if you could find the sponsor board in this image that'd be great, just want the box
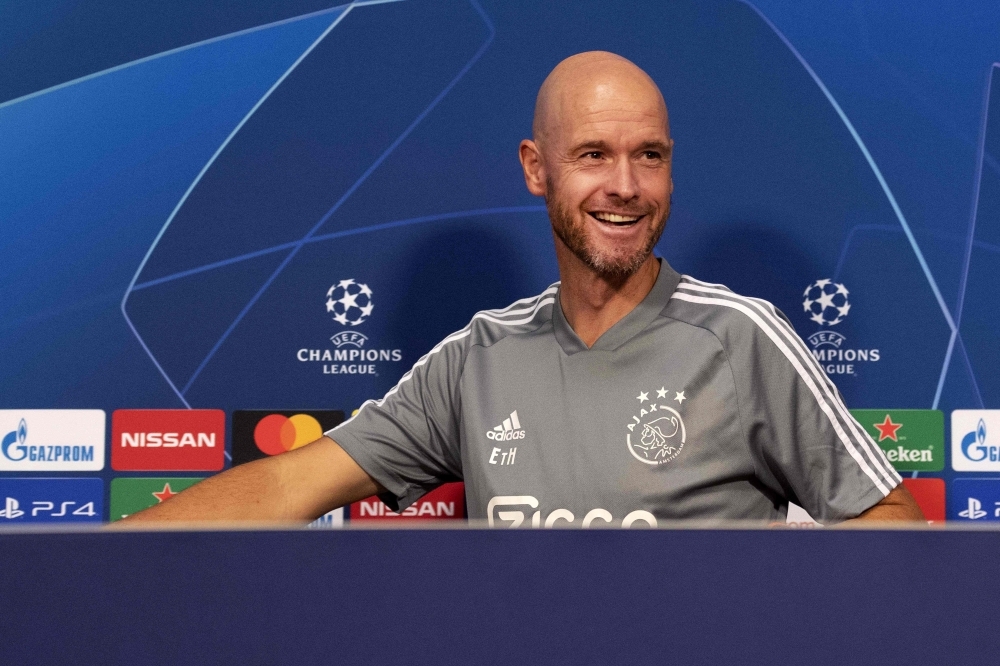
[901,478,945,522]
[231,410,345,465]
[0,410,105,471]
[948,478,1000,522]
[0,478,103,523]
[350,482,465,521]
[109,477,203,521]
[784,502,820,527]
[111,409,225,471]
[951,410,1000,472]
[850,409,943,471]
[307,508,345,529]
[296,279,404,377]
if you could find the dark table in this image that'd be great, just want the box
[2,526,997,664]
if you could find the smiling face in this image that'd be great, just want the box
[521,53,673,279]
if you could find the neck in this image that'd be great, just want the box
[555,240,660,348]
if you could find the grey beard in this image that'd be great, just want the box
[547,197,668,280]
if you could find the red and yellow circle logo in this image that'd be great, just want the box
[253,414,324,456]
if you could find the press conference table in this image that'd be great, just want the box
[2,526,998,665]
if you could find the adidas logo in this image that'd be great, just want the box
[487,410,526,441]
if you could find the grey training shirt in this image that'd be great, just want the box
[330,260,901,526]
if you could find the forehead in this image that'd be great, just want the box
[557,80,668,147]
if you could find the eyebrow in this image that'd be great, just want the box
[635,140,673,155]
[568,139,673,155]
[569,140,614,154]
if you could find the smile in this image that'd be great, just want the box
[589,211,643,226]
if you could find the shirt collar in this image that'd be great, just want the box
[552,258,681,355]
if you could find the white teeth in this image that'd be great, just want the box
[593,212,641,223]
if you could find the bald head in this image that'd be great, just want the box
[532,51,668,147]
[519,51,674,282]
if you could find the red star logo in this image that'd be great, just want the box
[873,415,903,442]
[152,483,178,503]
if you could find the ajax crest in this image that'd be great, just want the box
[626,387,687,465]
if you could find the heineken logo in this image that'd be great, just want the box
[109,477,202,521]
[851,409,943,472]
[884,446,934,463]
[873,415,902,442]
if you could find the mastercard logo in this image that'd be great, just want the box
[253,413,324,456]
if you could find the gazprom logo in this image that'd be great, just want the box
[953,411,1000,471]
[960,419,994,462]
[0,410,105,471]
[1,419,27,461]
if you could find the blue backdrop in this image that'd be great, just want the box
[2,0,999,510]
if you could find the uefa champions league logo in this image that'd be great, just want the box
[802,279,850,326]
[297,277,402,376]
[800,279,879,376]
[326,279,374,326]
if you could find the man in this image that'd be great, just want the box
[121,52,923,527]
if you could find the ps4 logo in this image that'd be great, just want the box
[957,497,1000,520]
[0,496,97,520]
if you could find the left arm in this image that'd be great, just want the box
[845,483,925,524]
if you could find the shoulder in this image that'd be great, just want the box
[460,283,560,348]
[429,283,559,359]
[663,274,795,354]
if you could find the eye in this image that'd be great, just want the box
[582,151,603,160]
[641,150,661,160]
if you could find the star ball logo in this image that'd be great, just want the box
[231,410,345,465]
[625,387,687,465]
[801,278,880,377]
[802,279,851,326]
[296,278,403,377]
[326,278,373,326]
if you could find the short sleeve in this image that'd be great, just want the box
[327,333,466,511]
[732,305,901,523]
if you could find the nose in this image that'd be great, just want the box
[606,156,640,202]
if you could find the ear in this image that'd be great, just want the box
[666,138,675,196]
[519,139,547,197]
